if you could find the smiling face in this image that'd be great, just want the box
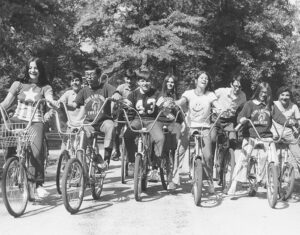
[278,91,291,107]
[138,78,151,93]
[70,77,82,92]
[166,77,175,90]
[258,87,268,102]
[28,61,39,83]
[85,69,99,88]
[196,73,209,90]
[231,81,241,95]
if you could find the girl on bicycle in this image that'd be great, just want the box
[176,71,221,193]
[0,57,57,199]
[228,82,289,195]
[156,74,183,189]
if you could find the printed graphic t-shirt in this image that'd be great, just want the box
[9,81,53,122]
[182,90,217,128]
[74,83,116,123]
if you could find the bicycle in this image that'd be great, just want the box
[120,103,166,201]
[0,99,48,217]
[235,119,280,208]
[54,102,81,194]
[188,111,224,206]
[60,98,112,214]
[272,120,299,201]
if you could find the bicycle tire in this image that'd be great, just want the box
[267,162,278,208]
[281,163,295,201]
[134,153,143,201]
[56,150,70,194]
[61,158,85,214]
[121,138,128,184]
[91,164,105,200]
[193,158,203,206]
[222,148,235,194]
[1,157,29,217]
[160,151,172,190]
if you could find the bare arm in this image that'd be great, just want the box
[0,92,16,110]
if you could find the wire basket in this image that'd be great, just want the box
[0,123,36,148]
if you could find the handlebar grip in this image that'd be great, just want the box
[234,123,243,132]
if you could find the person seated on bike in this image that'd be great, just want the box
[175,70,222,194]
[68,60,121,169]
[228,82,290,195]
[271,86,300,179]
[156,74,184,189]
[0,57,57,199]
[213,76,246,184]
[123,67,170,179]
[111,68,138,161]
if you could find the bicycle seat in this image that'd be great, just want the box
[191,130,201,136]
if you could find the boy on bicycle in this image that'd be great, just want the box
[69,61,121,168]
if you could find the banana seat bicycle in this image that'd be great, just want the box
[235,119,280,208]
[0,99,48,217]
[60,98,112,214]
[272,120,300,201]
[54,102,81,194]
[188,111,224,206]
[120,103,166,201]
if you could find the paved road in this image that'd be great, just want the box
[0,150,300,235]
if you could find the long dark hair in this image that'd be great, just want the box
[21,57,50,86]
[251,82,273,109]
[161,75,178,99]
[194,70,212,92]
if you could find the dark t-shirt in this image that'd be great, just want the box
[127,88,160,120]
[74,83,116,123]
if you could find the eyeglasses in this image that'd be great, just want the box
[84,71,96,79]
[71,78,81,83]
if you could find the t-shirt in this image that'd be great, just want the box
[9,81,53,122]
[214,87,246,118]
[182,90,217,128]
[74,83,116,123]
[271,100,300,137]
[59,89,85,123]
[238,100,287,138]
[127,88,160,119]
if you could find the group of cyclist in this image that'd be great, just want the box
[1,56,300,201]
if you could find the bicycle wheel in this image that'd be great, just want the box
[160,151,172,190]
[193,158,203,206]
[222,148,235,194]
[121,138,128,184]
[267,162,278,208]
[56,150,70,194]
[1,157,29,217]
[134,153,143,201]
[280,163,295,201]
[91,165,105,200]
[61,158,85,214]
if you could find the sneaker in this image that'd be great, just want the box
[167,182,177,191]
[148,169,159,182]
[98,160,109,171]
[112,151,120,161]
[128,162,135,177]
[36,186,50,198]
[208,180,215,194]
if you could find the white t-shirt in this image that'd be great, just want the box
[182,90,217,128]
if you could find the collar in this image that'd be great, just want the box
[252,99,267,106]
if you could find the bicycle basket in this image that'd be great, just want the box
[0,123,35,148]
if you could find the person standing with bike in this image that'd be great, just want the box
[228,82,290,195]
[213,76,246,185]
[111,68,138,161]
[0,57,57,199]
[271,86,300,179]
[123,68,170,179]
[175,71,222,194]
[69,61,121,169]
